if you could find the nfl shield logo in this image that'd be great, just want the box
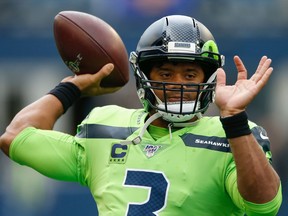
[143,145,161,158]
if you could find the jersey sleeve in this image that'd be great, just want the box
[224,124,282,215]
[226,168,282,216]
[9,127,87,185]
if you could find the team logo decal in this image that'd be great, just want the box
[143,145,162,158]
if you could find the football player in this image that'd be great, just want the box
[0,15,282,215]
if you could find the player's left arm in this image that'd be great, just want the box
[227,128,280,204]
[215,56,281,204]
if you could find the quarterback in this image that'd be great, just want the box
[0,15,282,215]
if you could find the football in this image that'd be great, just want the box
[53,11,129,87]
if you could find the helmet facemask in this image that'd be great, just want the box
[130,15,225,123]
[131,59,217,122]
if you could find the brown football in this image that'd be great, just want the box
[53,11,129,87]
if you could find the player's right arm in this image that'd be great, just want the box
[0,94,64,156]
[0,63,117,156]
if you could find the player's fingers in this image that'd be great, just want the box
[234,56,247,80]
[63,63,115,93]
[216,68,226,87]
[87,63,114,83]
[92,63,121,94]
[251,57,272,83]
[255,67,273,90]
[255,56,268,74]
[97,63,114,79]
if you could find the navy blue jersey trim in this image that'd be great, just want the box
[180,126,271,154]
[251,126,271,154]
[76,124,139,139]
[180,133,231,152]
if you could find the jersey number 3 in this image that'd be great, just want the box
[124,169,169,216]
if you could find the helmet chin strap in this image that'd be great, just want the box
[120,94,203,145]
[120,110,201,146]
[120,112,162,145]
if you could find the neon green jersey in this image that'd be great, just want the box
[10,105,282,215]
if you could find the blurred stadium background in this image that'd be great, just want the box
[0,0,287,215]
